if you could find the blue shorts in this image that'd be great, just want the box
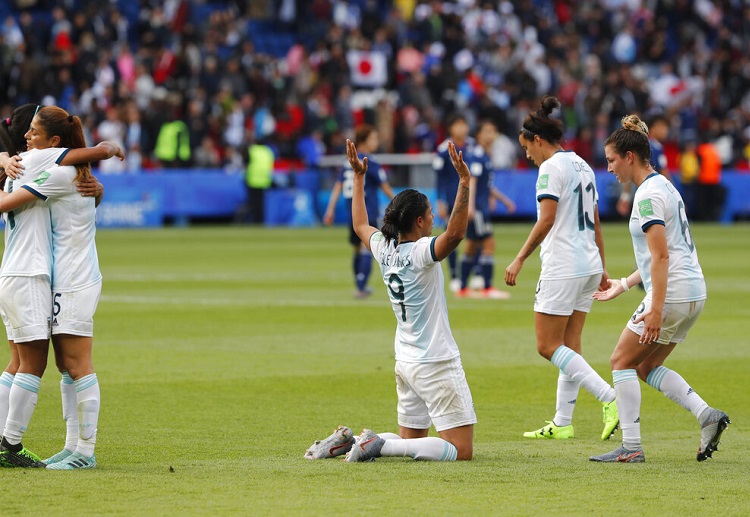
[466,210,492,241]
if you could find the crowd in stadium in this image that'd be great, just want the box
[1,0,749,178]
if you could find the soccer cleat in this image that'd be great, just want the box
[354,288,373,299]
[697,409,730,462]
[43,449,74,466]
[0,444,44,468]
[523,421,574,439]
[344,429,385,462]
[449,278,461,293]
[304,425,355,460]
[590,445,645,463]
[46,451,96,470]
[455,288,471,298]
[482,287,511,300]
[601,401,620,441]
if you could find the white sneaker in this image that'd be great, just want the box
[449,278,461,292]
[469,276,485,290]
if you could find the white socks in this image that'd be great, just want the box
[0,372,14,431]
[74,373,100,457]
[646,366,710,421]
[378,434,457,461]
[3,373,40,445]
[553,372,579,427]
[613,369,641,450]
[551,346,615,403]
[60,373,79,452]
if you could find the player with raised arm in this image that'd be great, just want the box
[433,114,474,292]
[306,138,476,462]
[0,105,122,468]
[590,115,729,463]
[506,96,619,442]
[323,125,394,298]
[457,120,514,299]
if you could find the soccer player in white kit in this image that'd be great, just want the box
[505,96,619,442]
[0,105,123,468]
[590,115,729,463]
[306,139,476,462]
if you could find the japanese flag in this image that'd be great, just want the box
[347,50,388,88]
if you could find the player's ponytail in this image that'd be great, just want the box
[519,96,563,144]
[605,114,651,164]
[36,106,91,182]
[381,189,430,244]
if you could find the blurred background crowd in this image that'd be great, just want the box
[1,0,749,180]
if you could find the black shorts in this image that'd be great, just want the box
[349,218,378,246]
[466,210,493,241]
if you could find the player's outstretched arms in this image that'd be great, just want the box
[433,142,470,261]
[60,141,125,166]
[348,139,378,250]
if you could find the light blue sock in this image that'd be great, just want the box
[613,369,641,450]
[647,366,709,420]
[551,345,615,403]
[4,373,41,445]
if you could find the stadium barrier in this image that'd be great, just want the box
[64,168,750,227]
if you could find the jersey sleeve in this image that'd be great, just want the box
[20,166,75,201]
[536,161,562,202]
[635,189,666,232]
[21,147,70,174]
[369,231,386,259]
[469,147,483,177]
[411,236,438,268]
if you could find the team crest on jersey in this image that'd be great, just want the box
[372,232,384,243]
[537,174,548,189]
[33,171,51,185]
[638,199,654,217]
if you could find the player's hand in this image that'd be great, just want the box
[77,176,103,198]
[1,154,24,179]
[447,141,470,182]
[634,308,661,345]
[593,277,624,301]
[346,139,367,176]
[599,268,611,291]
[505,257,524,286]
[322,210,334,226]
[505,199,516,214]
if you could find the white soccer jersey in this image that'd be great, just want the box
[535,150,602,280]
[23,165,101,291]
[0,147,70,278]
[369,231,461,364]
[630,173,706,302]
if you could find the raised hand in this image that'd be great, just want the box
[447,141,469,181]
[346,139,368,176]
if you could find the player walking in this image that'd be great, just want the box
[590,115,729,463]
[505,96,619,441]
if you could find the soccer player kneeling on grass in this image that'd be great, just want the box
[306,139,476,462]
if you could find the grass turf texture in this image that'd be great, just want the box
[1,223,748,515]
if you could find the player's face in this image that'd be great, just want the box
[605,144,630,183]
[363,131,379,153]
[450,120,469,142]
[24,116,57,151]
[518,134,542,167]
[477,123,497,148]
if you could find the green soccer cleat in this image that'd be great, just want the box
[601,401,620,441]
[0,444,44,468]
[43,449,74,466]
[523,421,574,439]
[46,452,96,470]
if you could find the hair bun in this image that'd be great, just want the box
[621,115,648,136]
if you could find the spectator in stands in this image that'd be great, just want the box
[154,107,191,169]
[695,140,725,221]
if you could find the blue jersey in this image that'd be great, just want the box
[649,139,667,173]
[338,154,385,222]
[433,138,475,205]
[468,145,494,213]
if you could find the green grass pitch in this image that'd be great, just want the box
[1,223,748,515]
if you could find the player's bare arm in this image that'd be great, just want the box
[433,142,470,261]
[347,139,378,250]
[505,198,556,286]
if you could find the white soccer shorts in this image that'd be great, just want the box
[51,281,102,337]
[533,273,601,316]
[0,275,52,343]
[626,292,705,345]
[395,356,477,432]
